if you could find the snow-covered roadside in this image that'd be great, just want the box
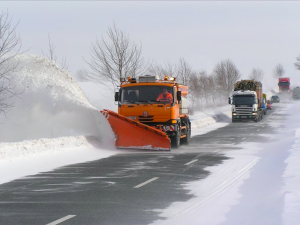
[190,105,231,136]
[282,128,300,225]
[152,101,300,225]
[282,103,300,225]
[0,136,103,161]
[0,136,118,185]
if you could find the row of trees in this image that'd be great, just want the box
[1,10,300,113]
[79,24,294,110]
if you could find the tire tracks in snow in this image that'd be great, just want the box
[152,156,260,225]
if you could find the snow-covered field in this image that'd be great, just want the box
[1,54,299,224]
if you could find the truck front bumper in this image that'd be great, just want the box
[232,114,257,121]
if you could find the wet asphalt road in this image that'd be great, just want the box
[0,103,287,225]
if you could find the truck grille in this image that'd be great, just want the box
[236,106,252,115]
[138,115,154,122]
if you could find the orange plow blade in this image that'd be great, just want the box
[100,109,171,151]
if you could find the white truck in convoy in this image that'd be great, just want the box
[229,80,263,122]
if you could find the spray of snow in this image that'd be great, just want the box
[0,54,115,144]
[0,54,118,184]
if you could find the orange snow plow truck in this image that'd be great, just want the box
[101,75,191,151]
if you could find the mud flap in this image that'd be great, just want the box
[100,109,171,151]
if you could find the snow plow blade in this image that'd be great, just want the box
[101,109,171,151]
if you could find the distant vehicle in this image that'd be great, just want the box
[292,87,300,100]
[278,77,290,93]
[266,100,272,110]
[271,95,280,103]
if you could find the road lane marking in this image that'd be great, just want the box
[46,215,76,225]
[133,177,159,188]
[251,133,254,135]
[257,129,260,131]
[242,137,246,140]
[184,159,198,166]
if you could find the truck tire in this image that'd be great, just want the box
[181,120,191,145]
[254,114,260,122]
[171,125,181,148]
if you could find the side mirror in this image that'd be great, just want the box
[115,92,119,102]
[228,97,231,105]
[177,91,182,101]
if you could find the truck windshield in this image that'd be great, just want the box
[120,86,173,104]
[233,95,256,105]
[278,83,290,86]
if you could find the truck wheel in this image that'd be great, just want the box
[181,121,191,145]
[171,126,181,148]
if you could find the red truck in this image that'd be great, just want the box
[278,77,290,93]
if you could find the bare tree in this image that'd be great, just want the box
[187,72,201,111]
[148,61,176,79]
[42,34,68,70]
[273,63,285,78]
[208,75,218,105]
[249,68,264,81]
[147,64,164,78]
[294,55,300,70]
[0,11,22,114]
[86,23,147,88]
[198,71,210,106]
[74,69,89,82]
[176,58,192,85]
[213,59,241,99]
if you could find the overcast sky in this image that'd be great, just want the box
[3,1,300,85]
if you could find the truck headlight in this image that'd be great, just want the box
[127,116,136,120]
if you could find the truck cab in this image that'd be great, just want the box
[278,77,290,93]
[230,90,261,122]
[229,80,263,122]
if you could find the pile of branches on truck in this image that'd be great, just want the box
[234,80,261,91]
